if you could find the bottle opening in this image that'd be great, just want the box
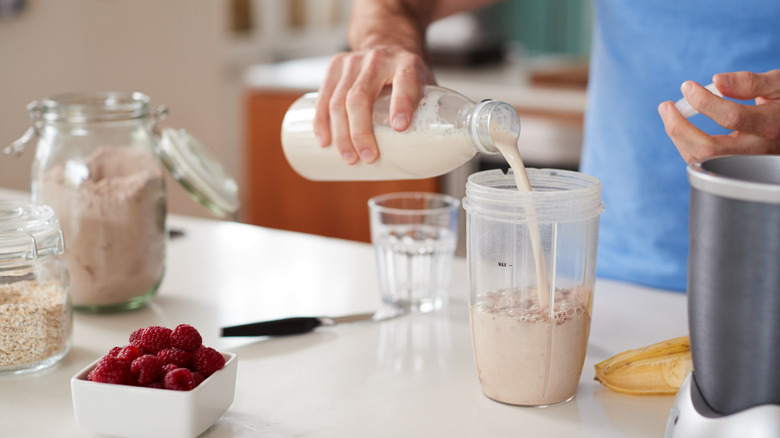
[469,100,520,155]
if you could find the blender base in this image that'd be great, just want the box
[665,372,780,438]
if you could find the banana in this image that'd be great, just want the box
[594,335,692,395]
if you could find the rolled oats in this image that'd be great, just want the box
[0,280,69,368]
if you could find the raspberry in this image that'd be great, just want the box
[163,368,196,391]
[140,326,172,354]
[129,328,145,344]
[88,355,133,385]
[116,345,142,363]
[157,348,193,368]
[130,354,163,386]
[89,324,223,391]
[170,324,202,352]
[129,340,150,355]
[192,371,207,387]
[193,346,225,377]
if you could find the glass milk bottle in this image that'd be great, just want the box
[281,86,520,180]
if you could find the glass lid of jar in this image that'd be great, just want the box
[0,203,65,266]
[157,128,240,218]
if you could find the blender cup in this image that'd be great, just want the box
[463,168,603,406]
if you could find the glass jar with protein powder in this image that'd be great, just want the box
[6,92,239,313]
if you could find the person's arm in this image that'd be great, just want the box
[658,70,780,163]
[313,0,499,165]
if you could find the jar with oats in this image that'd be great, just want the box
[0,203,71,375]
[7,92,239,313]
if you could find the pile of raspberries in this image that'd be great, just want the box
[87,324,226,391]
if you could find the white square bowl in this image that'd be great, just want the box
[71,351,237,438]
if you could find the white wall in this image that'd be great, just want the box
[0,0,250,218]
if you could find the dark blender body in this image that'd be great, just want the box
[687,155,780,417]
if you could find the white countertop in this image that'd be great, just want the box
[0,188,688,437]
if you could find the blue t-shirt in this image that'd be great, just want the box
[581,1,780,291]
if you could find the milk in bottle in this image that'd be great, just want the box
[281,86,520,180]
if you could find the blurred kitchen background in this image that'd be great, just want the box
[0,0,591,245]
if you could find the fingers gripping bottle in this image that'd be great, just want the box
[280,86,520,181]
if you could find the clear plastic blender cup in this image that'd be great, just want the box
[463,168,603,406]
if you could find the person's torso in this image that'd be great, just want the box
[582,0,780,290]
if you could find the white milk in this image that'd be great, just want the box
[492,132,551,309]
[281,88,486,181]
[282,126,478,181]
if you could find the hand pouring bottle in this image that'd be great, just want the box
[281,86,518,181]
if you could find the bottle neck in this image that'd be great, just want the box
[468,100,521,154]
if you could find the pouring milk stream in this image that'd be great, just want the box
[491,131,551,309]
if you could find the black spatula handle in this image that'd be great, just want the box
[221,317,322,337]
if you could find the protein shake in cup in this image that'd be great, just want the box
[463,167,603,406]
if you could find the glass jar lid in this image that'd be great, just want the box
[157,128,240,218]
[0,203,65,268]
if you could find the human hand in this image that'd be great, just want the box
[312,46,435,165]
[658,70,780,163]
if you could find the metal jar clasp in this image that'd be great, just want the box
[3,101,43,157]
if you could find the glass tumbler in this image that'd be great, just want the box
[368,192,460,313]
[463,168,603,406]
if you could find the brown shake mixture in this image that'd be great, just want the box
[39,146,165,307]
[470,287,591,406]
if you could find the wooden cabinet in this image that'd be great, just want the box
[243,90,440,243]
